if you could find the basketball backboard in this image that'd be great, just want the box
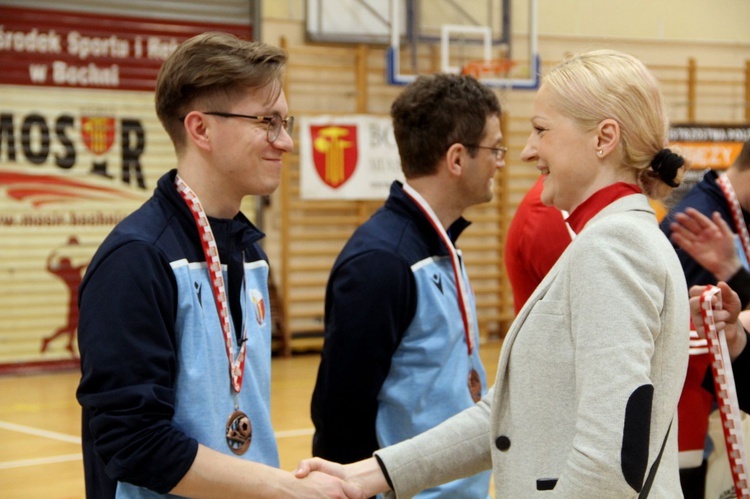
[304,0,539,89]
[386,0,539,89]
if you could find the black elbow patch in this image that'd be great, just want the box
[621,384,654,492]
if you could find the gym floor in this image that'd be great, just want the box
[0,340,503,497]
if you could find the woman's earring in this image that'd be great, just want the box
[597,150,603,156]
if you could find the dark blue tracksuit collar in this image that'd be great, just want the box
[385,180,471,255]
[156,169,265,254]
[157,169,264,339]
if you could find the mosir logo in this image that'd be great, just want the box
[0,111,147,205]
[81,116,116,156]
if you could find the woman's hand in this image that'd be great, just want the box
[689,282,746,361]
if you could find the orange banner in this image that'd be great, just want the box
[672,142,744,170]
[669,124,750,170]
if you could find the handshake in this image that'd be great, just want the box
[291,456,388,498]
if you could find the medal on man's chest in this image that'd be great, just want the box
[176,175,253,456]
[226,410,253,455]
[402,184,483,404]
[468,368,482,403]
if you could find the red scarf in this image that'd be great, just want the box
[566,182,642,234]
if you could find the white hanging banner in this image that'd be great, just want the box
[299,115,404,200]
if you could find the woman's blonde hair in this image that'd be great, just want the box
[542,50,684,199]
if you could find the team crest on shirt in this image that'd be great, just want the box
[249,289,266,325]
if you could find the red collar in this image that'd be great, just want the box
[566,182,642,234]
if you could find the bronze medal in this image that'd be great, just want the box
[468,368,482,403]
[225,410,252,455]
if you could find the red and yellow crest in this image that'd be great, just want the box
[81,116,116,156]
[310,125,358,189]
[249,289,266,326]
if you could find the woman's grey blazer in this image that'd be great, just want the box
[375,194,690,498]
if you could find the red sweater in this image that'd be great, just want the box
[505,177,572,314]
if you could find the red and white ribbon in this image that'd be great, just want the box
[175,175,247,394]
[717,173,750,264]
[402,183,476,354]
[701,285,750,498]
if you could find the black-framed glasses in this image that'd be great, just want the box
[464,144,508,161]
[202,111,295,143]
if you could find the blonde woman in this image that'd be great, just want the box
[297,50,690,498]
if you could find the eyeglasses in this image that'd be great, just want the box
[465,144,508,161]
[201,111,295,143]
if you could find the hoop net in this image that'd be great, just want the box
[461,58,516,79]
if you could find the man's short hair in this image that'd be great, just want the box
[390,73,502,178]
[155,32,287,149]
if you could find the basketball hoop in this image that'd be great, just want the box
[461,58,516,79]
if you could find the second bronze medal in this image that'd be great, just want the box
[468,368,482,403]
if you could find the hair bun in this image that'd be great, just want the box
[650,148,684,187]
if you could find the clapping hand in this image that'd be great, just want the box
[671,209,741,282]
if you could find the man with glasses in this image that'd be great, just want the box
[311,73,502,498]
[77,32,358,498]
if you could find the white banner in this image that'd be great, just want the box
[299,115,404,200]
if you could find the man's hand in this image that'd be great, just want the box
[169,445,368,498]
